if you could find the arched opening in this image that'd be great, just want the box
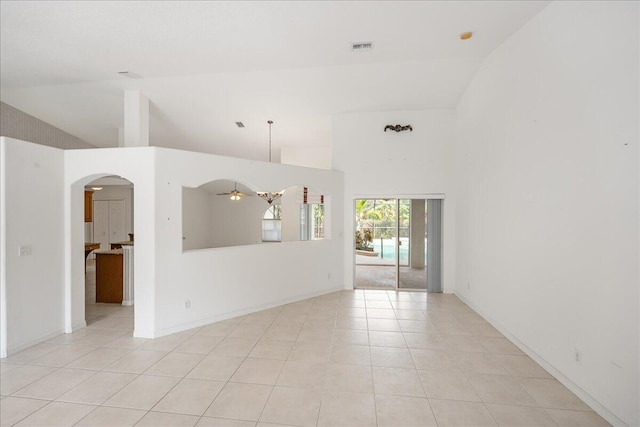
[68,173,137,337]
[181,181,329,250]
[83,176,134,328]
[182,179,266,250]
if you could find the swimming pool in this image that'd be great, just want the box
[371,238,427,262]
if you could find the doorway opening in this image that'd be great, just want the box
[354,198,442,291]
[83,176,135,330]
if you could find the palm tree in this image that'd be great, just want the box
[356,199,400,239]
[355,200,377,247]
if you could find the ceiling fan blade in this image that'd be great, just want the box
[217,184,255,197]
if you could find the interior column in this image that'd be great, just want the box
[124,90,149,147]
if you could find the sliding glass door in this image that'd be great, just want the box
[398,199,426,290]
[354,197,441,291]
[354,199,398,289]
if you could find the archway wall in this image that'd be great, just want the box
[67,146,345,339]
[154,148,344,337]
[65,146,156,338]
[2,138,344,355]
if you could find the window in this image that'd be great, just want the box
[262,204,281,242]
[300,203,324,240]
[313,204,325,239]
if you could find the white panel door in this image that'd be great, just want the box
[93,200,109,251]
[108,200,126,243]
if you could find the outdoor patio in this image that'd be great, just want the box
[355,262,428,290]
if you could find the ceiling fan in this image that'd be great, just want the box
[216,182,252,201]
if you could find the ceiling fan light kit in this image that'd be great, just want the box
[217,181,250,201]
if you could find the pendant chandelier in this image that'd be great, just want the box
[256,120,284,205]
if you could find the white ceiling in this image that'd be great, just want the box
[0,1,549,161]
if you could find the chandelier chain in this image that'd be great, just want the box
[257,119,283,204]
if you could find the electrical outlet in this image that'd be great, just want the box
[467,281,470,289]
[575,349,581,363]
[185,299,191,309]
[327,273,331,280]
[18,245,32,256]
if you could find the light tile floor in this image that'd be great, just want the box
[1,287,610,426]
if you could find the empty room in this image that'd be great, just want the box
[0,1,638,426]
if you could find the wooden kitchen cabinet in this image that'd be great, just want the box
[95,249,123,303]
[84,191,94,222]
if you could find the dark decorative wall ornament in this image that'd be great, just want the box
[384,124,413,133]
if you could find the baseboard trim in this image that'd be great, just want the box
[455,293,627,427]
[150,285,344,339]
[72,320,87,332]
[3,328,65,358]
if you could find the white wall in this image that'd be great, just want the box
[454,2,638,425]
[331,109,456,291]
[209,193,264,247]
[65,145,343,340]
[182,187,212,250]
[1,140,343,357]
[0,138,65,357]
[281,145,331,170]
[154,148,344,336]
[280,189,299,242]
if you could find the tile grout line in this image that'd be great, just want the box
[366,290,382,427]
[3,289,610,427]
[254,299,313,426]
[91,306,232,423]
[199,306,284,424]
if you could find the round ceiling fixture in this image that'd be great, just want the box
[460,32,473,40]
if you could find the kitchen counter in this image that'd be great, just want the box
[95,248,124,255]
[110,241,133,250]
[85,242,101,257]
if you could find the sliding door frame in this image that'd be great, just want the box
[353,194,444,291]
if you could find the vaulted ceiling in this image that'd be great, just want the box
[0,1,549,161]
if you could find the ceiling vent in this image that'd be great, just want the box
[351,41,373,52]
[235,122,245,128]
[118,71,143,79]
